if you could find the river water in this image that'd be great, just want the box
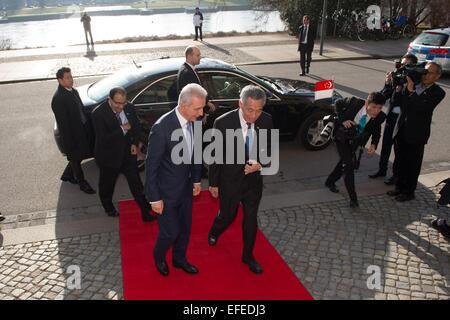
[0,10,285,49]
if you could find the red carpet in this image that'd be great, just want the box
[119,191,313,300]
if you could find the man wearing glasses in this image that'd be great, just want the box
[91,87,154,221]
[387,62,446,202]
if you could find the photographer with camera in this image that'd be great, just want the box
[369,54,418,184]
[325,92,386,208]
[387,62,445,202]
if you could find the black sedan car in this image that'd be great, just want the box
[54,57,341,153]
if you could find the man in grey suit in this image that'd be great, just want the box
[145,83,206,276]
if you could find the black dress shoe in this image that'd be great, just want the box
[325,181,339,193]
[79,181,96,194]
[61,176,77,184]
[106,209,119,217]
[368,170,386,178]
[384,176,397,185]
[431,218,450,238]
[173,261,198,274]
[395,194,415,202]
[243,259,263,274]
[208,234,218,246]
[299,72,306,76]
[0,213,5,223]
[349,200,359,208]
[387,189,402,197]
[156,261,169,276]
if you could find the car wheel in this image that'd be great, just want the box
[297,111,332,151]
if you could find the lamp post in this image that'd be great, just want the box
[319,0,327,56]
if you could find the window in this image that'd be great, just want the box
[414,32,449,47]
[209,73,253,100]
[133,75,178,105]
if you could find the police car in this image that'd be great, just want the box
[407,27,450,72]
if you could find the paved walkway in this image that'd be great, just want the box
[1,169,449,300]
[0,33,411,83]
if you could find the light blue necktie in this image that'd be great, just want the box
[186,122,193,159]
[358,115,367,134]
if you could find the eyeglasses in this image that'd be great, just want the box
[112,99,126,106]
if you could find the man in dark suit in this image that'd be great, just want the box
[145,83,206,276]
[91,87,154,221]
[177,45,216,114]
[325,92,387,208]
[207,85,274,274]
[387,62,445,202]
[369,53,418,183]
[298,15,316,76]
[51,67,96,195]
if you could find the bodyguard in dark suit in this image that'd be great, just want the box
[91,87,154,221]
[145,83,206,276]
[51,67,96,194]
[369,53,418,183]
[325,92,386,208]
[177,45,215,114]
[208,85,274,274]
[298,15,316,76]
[387,62,446,202]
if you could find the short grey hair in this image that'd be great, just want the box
[178,83,208,107]
[185,45,199,58]
[239,85,267,106]
[427,61,442,75]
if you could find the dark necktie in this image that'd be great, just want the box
[115,112,122,125]
[245,122,252,160]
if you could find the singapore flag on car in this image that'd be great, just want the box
[315,80,334,101]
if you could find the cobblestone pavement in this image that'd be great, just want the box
[1,187,449,300]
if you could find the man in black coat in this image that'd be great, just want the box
[369,53,418,183]
[91,87,154,221]
[325,92,387,208]
[177,45,216,114]
[387,62,446,202]
[51,67,96,194]
[298,15,316,76]
[207,85,274,274]
[145,83,205,276]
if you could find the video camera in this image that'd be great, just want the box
[392,61,427,87]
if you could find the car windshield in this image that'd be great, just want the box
[414,32,449,46]
[88,67,141,101]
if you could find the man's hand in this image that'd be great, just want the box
[367,144,376,155]
[406,76,415,93]
[193,183,201,197]
[385,71,393,83]
[151,201,164,215]
[209,186,219,198]
[121,122,131,131]
[207,101,216,113]
[342,120,356,129]
[244,161,261,175]
[136,142,145,161]
[131,144,138,155]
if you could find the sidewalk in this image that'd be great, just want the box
[1,169,449,300]
[0,33,411,83]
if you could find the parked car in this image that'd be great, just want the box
[54,57,342,155]
[407,27,450,73]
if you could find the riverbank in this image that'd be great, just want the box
[0,1,253,24]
